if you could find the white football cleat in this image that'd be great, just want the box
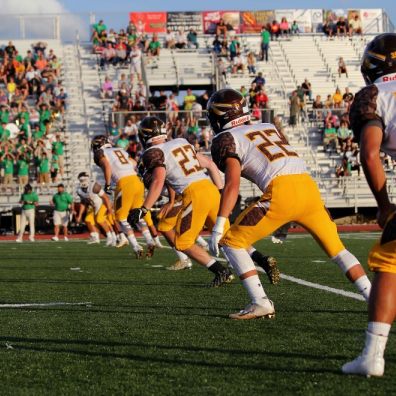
[154,236,164,248]
[16,238,22,243]
[64,236,69,242]
[229,301,275,320]
[87,238,100,245]
[342,331,387,377]
[105,236,113,247]
[52,236,59,242]
[116,235,128,248]
[166,259,193,271]
[28,236,35,242]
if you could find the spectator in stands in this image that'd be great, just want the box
[337,120,353,150]
[212,35,222,55]
[52,134,65,178]
[183,89,196,111]
[2,152,15,184]
[187,29,199,49]
[312,95,324,120]
[124,117,138,139]
[239,86,248,99]
[323,19,335,38]
[325,110,339,128]
[342,87,354,111]
[247,52,256,75]
[147,34,161,57]
[167,93,179,123]
[229,36,239,61]
[323,121,338,152]
[261,26,270,62]
[301,79,312,101]
[115,38,127,65]
[280,17,290,38]
[252,72,265,90]
[349,14,362,37]
[16,184,38,242]
[37,151,50,184]
[270,20,280,40]
[291,20,300,35]
[175,29,187,49]
[217,58,228,84]
[100,76,113,99]
[100,43,117,69]
[338,57,348,78]
[17,153,29,185]
[216,18,227,39]
[165,28,176,49]
[130,43,142,83]
[324,94,334,109]
[197,91,210,109]
[336,16,348,38]
[335,157,351,178]
[52,183,73,242]
[92,20,107,37]
[116,133,130,149]
[347,146,361,176]
[232,52,246,74]
[255,88,269,109]
[248,82,257,107]
[289,90,300,126]
[333,87,343,108]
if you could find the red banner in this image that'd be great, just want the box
[202,11,240,34]
[240,11,274,33]
[129,12,167,33]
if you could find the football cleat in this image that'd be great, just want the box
[51,236,59,242]
[16,238,22,243]
[154,236,164,248]
[116,238,128,248]
[134,247,144,259]
[257,256,281,285]
[28,236,35,242]
[209,268,234,288]
[166,259,193,271]
[229,301,275,320]
[146,244,156,258]
[342,354,384,377]
[87,238,100,245]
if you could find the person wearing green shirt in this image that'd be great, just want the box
[50,152,59,183]
[2,153,15,184]
[52,184,74,242]
[52,134,65,177]
[38,152,50,184]
[17,155,29,185]
[93,20,107,35]
[261,26,270,62]
[116,134,129,149]
[0,122,10,142]
[16,184,38,242]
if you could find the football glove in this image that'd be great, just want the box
[128,206,149,226]
[104,184,112,195]
[209,216,227,257]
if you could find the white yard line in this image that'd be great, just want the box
[0,302,91,308]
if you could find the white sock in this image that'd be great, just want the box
[142,229,154,245]
[154,236,163,246]
[173,248,188,261]
[196,235,208,247]
[127,233,140,250]
[205,258,216,268]
[242,275,269,305]
[368,322,391,337]
[354,275,372,302]
[106,231,112,238]
[120,233,128,242]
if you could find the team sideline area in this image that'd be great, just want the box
[0,232,394,394]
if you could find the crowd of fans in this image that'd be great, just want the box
[0,41,67,188]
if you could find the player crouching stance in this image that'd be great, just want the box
[91,135,155,258]
[75,172,116,246]
[129,116,233,287]
[342,33,396,377]
[207,88,371,319]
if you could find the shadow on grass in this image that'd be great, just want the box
[0,335,344,374]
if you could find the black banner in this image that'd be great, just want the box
[167,12,203,33]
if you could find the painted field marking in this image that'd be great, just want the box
[0,302,92,309]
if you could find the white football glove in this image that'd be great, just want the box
[209,216,227,257]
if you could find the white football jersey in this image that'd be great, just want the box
[211,123,307,192]
[142,138,209,195]
[95,147,136,183]
[350,80,396,158]
[76,182,104,213]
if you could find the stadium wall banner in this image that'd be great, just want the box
[311,9,323,32]
[167,12,203,33]
[240,10,274,33]
[360,9,383,33]
[129,12,167,33]
[203,11,241,34]
[292,9,313,32]
[323,9,347,22]
[274,9,295,25]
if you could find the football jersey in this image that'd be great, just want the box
[94,147,136,183]
[142,138,210,195]
[211,123,307,192]
[350,80,396,157]
[76,182,104,213]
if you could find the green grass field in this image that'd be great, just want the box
[0,233,395,395]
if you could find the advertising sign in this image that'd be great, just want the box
[167,12,203,32]
[203,11,240,34]
[129,12,167,33]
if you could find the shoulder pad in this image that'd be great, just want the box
[142,148,165,171]
[211,132,240,172]
[93,149,105,166]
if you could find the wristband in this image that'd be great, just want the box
[141,206,149,215]
[213,216,227,233]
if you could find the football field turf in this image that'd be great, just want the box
[0,233,395,395]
